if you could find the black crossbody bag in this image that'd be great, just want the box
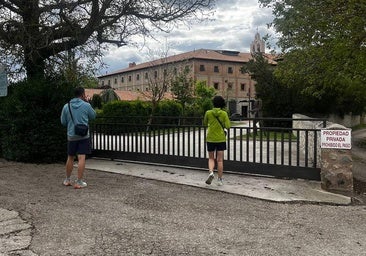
[68,102,88,136]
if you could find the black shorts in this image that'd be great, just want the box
[207,142,226,152]
[67,138,91,156]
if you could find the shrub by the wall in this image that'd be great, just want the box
[100,100,152,123]
[0,77,74,163]
[153,100,183,124]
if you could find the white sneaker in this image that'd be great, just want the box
[62,178,71,186]
[205,172,214,185]
[217,178,223,186]
[74,179,87,189]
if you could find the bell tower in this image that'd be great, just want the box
[250,32,265,53]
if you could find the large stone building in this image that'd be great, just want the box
[98,33,274,116]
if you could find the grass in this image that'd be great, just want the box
[352,123,366,131]
[236,130,297,141]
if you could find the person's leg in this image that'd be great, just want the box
[63,155,74,186]
[208,151,215,172]
[66,155,74,177]
[216,150,224,179]
[205,143,216,184]
[77,154,86,180]
[65,140,76,182]
[74,138,90,189]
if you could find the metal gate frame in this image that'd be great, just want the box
[90,117,323,181]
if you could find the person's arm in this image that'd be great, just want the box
[60,105,67,126]
[87,104,96,120]
[224,112,231,129]
[203,111,209,126]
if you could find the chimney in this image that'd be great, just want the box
[129,62,136,68]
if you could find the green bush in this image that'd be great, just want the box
[90,94,102,109]
[153,100,183,124]
[0,77,74,163]
[100,100,151,122]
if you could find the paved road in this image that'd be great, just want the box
[1,159,365,256]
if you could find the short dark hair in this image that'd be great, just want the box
[212,95,226,108]
[74,87,85,97]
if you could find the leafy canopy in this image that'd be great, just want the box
[260,0,366,114]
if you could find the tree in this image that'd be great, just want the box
[259,0,366,115]
[53,50,99,87]
[140,47,176,126]
[186,80,215,116]
[243,53,300,117]
[0,0,215,79]
[100,88,120,103]
[171,65,194,113]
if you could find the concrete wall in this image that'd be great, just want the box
[292,114,324,167]
[327,113,365,128]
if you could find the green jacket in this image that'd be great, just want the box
[203,108,231,143]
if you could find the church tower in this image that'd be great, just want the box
[250,32,265,53]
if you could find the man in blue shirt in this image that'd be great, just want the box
[61,87,96,189]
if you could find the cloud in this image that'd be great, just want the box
[97,0,276,76]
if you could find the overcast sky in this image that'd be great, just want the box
[97,0,276,76]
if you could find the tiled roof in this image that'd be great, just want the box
[98,49,277,78]
[85,89,173,101]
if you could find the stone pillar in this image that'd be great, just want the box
[321,125,353,193]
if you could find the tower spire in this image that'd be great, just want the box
[250,31,265,53]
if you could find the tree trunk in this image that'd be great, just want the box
[24,53,45,80]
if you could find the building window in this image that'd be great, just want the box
[228,67,233,74]
[199,65,205,71]
[213,82,219,90]
[107,80,110,86]
[214,66,219,72]
[145,72,148,79]
[240,83,246,91]
[136,74,140,80]
[173,67,177,74]
[128,75,132,82]
[228,82,233,90]
[121,77,124,83]
[114,78,117,84]
[154,70,158,78]
[102,81,104,86]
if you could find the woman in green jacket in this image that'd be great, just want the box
[203,96,231,186]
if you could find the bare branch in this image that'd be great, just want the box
[0,0,215,78]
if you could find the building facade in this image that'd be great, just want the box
[98,33,273,116]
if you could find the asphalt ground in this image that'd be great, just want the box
[1,158,366,256]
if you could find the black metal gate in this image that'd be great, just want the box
[91,117,324,180]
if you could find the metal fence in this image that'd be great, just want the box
[91,117,326,180]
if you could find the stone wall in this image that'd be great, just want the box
[293,114,353,193]
[321,147,353,192]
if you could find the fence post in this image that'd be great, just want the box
[320,124,353,193]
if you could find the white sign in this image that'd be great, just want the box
[0,65,8,97]
[321,129,352,149]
